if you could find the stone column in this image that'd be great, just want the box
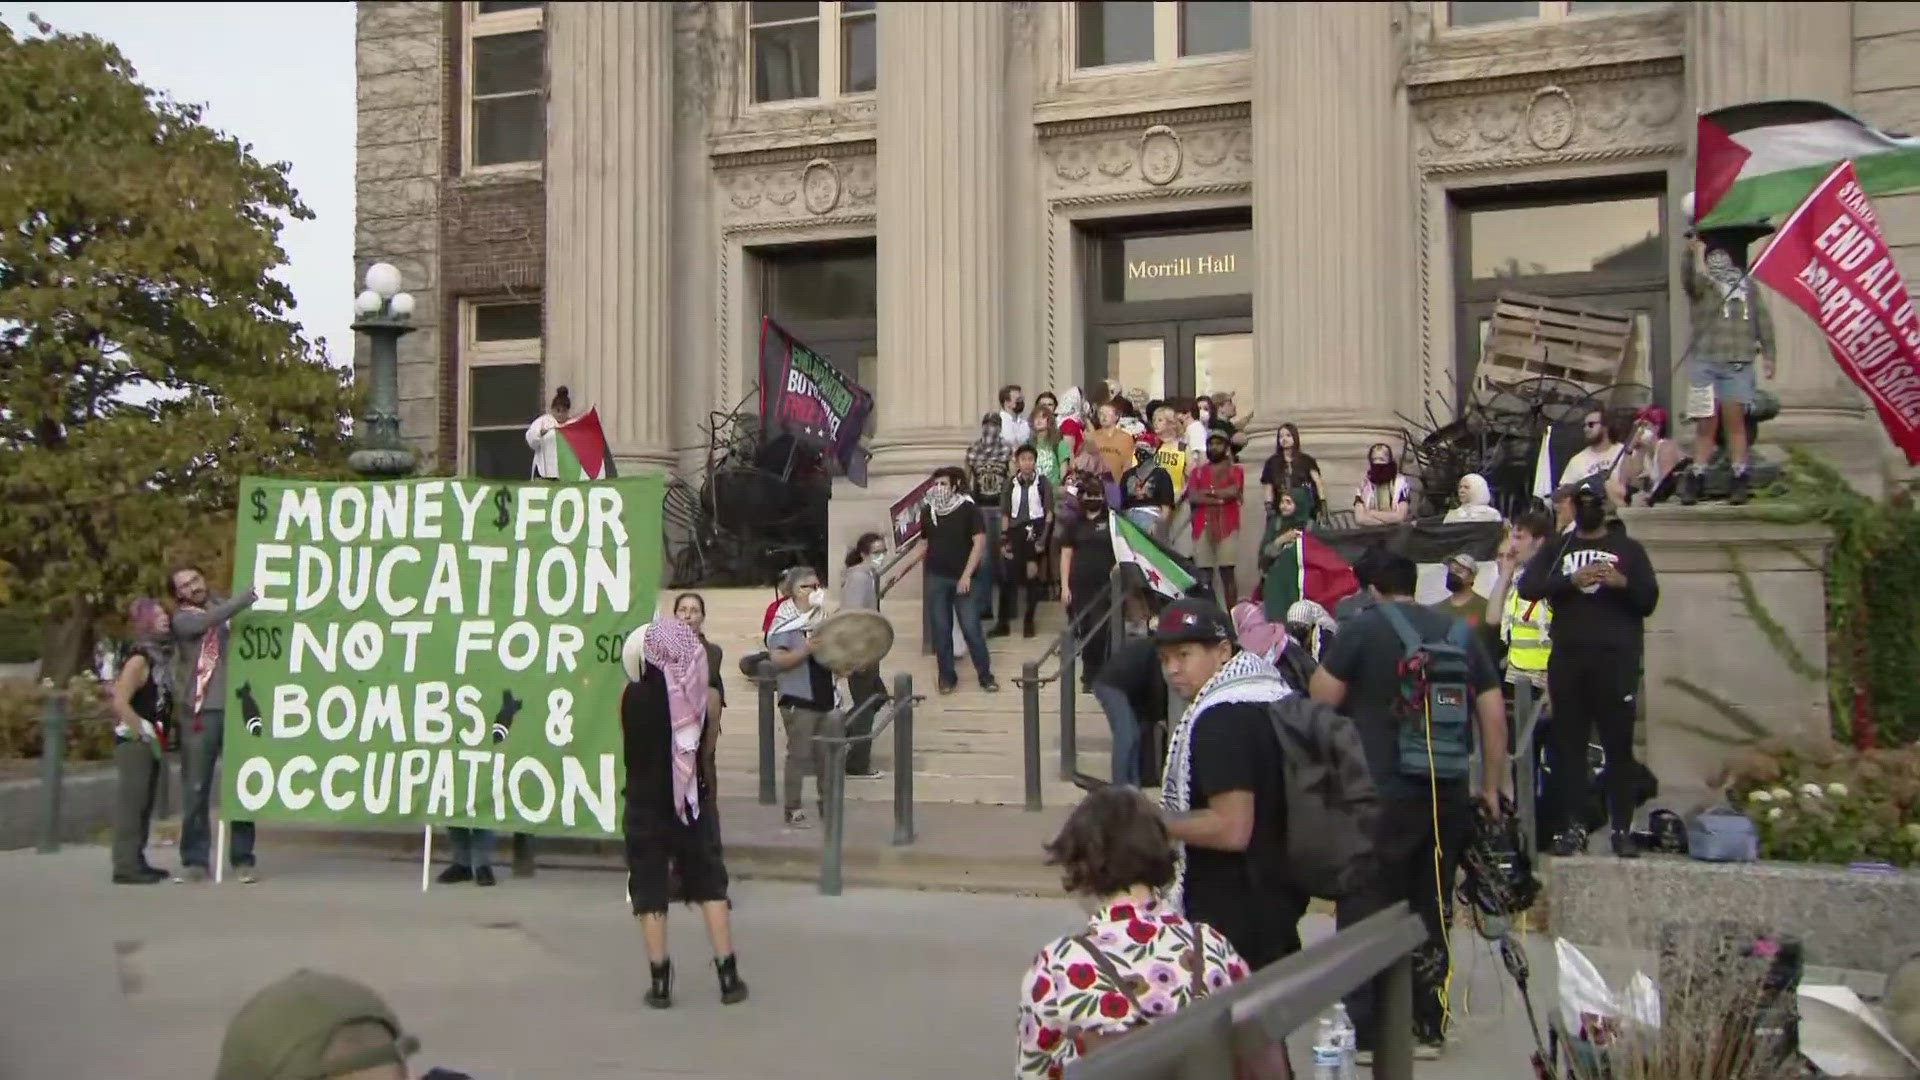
[870,1,1005,474]
[545,1,676,473]
[1688,2,1874,488]
[1250,1,1415,501]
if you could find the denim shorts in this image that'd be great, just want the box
[1687,356,1756,415]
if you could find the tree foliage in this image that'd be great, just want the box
[0,17,358,674]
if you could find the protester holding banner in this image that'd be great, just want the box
[109,598,174,884]
[620,619,747,1010]
[523,386,571,480]
[1678,236,1776,506]
[172,565,259,883]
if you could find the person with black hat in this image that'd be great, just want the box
[1518,475,1659,858]
[1153,596,1305,971]
[214,969,462,1080]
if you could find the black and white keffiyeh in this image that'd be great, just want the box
[1159,649,1292,912]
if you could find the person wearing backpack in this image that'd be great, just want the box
[1152,597,1307,972]
[1310,553,1506,1062]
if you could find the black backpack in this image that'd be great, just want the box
[1266,695,1379,899]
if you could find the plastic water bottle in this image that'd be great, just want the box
[1311,1018,1342,1080]
[1327,1003,1358,1079]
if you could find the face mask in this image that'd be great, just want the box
[808,589,828,610]
[1575,503,1606,532]
[1081,497,1107,515]
[1206,448,1227,463]
[1009,401,1025,415]
[1447,573,1472,593]
[869,552,885,568]
[1368,461,1395,483]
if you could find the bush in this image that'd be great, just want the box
[0,677,114,762]
[0,607,40,664]
[1718,737,1920,866]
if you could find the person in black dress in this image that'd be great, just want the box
[109,598,175,883]
[620,619,747,1009]
[1058,471,1119,690]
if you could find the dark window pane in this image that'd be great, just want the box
[470,363,544,427]
[1448,1,1541,26]
[472,428,536,481]
[1076,1,1154,67]
[472,30,542,96]
[753,22,820,101]
[842,0,876,10]
[475,303,542,341]
[474,93,544,166]
[766,249,878,321]
[751,1,818,24]
[1179,2,1249,55]
[842,12,876,93]
[1467,197,1662,279]
[477,1,540,13]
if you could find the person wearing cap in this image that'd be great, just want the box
[1430,553,1487,632]
[1153,596,1305,971]
[1518,476,1658,859]
[215,969,444,1080]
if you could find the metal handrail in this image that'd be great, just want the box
[1066,904,1428,1080]
[1512,681,1547,858]
[810,674,921,896]
[1013,568,1128,810]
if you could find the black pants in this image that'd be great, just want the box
[1069,589,1112,687]
[844,666,887,775]
[1545,647,1640,837]
[996,521,1047,631]
[1337,792,1474,1049]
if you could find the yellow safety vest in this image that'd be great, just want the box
[1503,581,1551,677]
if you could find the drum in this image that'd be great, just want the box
[807,609,896,676]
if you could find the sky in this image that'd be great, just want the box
[2,2,357,365]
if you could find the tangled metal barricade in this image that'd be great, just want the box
[662,388,831,589]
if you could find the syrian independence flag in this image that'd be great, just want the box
[1112,514,1198,598]
[1695,101,1920,227]
[554,407,618,481]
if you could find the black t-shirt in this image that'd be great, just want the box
[920,501,984,580]
[1259,452,1320,498]
[1122,467,1174,510]
[702,639,726,709]
[1062,513,1118,597]
[1180,699,1292,967]
[1092,637,1162,704]
[1319,600,1500,799]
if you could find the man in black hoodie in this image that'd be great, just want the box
[1517,477,1659,858]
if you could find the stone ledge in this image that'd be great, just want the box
[1547,854,1920,972]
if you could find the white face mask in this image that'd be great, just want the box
[868,552,885,568]
[808,589,828,610]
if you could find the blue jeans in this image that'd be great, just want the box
[180,711,256,869]
[449,828,496,869]
[1092,683,1142,786]
[925,574,992,687]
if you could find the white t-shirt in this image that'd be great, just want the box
[525,414,560,479]
[999,410,1032,449]
[1559,444,1622,488]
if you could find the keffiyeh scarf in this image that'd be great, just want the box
[621,619,710,823]
[1160,650,1292,912]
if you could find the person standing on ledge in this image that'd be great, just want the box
[1678,235,1775,506]
[523,386,570,480]
[1518,478,1659,858]
[171,564,259,883]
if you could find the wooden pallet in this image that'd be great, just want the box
[1475,292,1638,398]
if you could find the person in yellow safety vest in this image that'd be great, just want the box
[1487,511,1557,688]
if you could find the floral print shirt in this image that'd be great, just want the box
[1016,896,1249,1079]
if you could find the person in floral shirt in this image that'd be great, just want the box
[1016,787,1249,1079]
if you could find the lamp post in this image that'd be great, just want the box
[350,262,419,478]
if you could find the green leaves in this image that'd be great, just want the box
[0,17,357,653]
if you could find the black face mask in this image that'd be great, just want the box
[1575,503,1607,533]
[1206,448,1227,463]
[1447,573,1473,593]
[1008,401,1025,415]
[1367,461,1396,484]
[1081,498,1107,516]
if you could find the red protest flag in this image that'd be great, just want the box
[1750,161,1920,464]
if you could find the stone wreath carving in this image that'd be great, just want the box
[1526,86,1577,151]
[801,157,840,215]
[1139,124,1183,186]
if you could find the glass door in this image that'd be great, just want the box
[1094,322,1175,402]
[1180,318,1253,402]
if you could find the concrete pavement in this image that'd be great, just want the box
[0,845,1551,1080]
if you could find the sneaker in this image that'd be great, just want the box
[1415,1041,1445,1060]
[1678,469,1702,506]
[112,872,165,885]
[988,623,1012,639]
[1611,830,1641,859]
[437,864,474,885]
[784,810,813,830]
[475,866,497,887]
[980,676,1000,693]
[1551,827,1589,858]
[236,866,259,884]
[937,679,957,696]
[184,865,210,883]
[846,767,885,780]
[1729,469,1752,506]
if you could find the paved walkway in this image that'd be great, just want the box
[0,846,1550,1080]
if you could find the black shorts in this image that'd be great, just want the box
[625,809,728,915]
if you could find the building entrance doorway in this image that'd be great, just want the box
[1083,214,1252,405]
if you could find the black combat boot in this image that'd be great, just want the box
[716,954,749,1005]
[645,959,673,1009]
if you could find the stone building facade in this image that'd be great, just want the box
[355,1,1920,582]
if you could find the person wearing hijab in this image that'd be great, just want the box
[1056,386,1089,455]
[620,618,747,1010]
[1284,599,1338,662]
[109,598,174,884]
[1261,488,1359,623]
[1443,473,1503,523]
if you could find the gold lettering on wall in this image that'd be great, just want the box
[1125,254,1239,280]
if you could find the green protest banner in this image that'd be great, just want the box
[222,475,662,839]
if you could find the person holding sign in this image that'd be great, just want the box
[621,618,747,1010]
[171,564,260,883]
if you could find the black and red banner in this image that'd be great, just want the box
[757,317,875,485]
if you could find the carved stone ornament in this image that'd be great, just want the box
[1525,86,1577,151]
[801,157,841,215]
[1138,124,1183,186]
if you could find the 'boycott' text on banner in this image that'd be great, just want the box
[222,475,663,839]
[1752,160,1920,463]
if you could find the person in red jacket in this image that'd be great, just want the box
[1187,430,1245,606]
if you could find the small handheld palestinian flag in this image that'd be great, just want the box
[1695,100,1920,228]
[554,407,618,481]
[1111,514,1199,599]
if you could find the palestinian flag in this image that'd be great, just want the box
[554,407,618,481]
[1112,514,1198,598]
[1260,531,1359,622]
[1695,101,1920,227]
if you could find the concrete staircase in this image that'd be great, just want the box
[661,588,1100,808]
